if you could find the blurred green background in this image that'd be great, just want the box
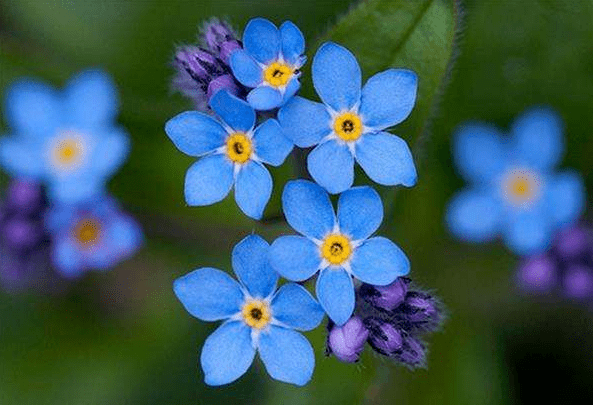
[1,0,593,404]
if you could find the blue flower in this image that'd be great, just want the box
[165,89,293,219]
[269,180,411,325]
[446,107,586,255]
[230,18,305,110]
[0,70,130,204]
[278,42,418,194]
[173,234,324,386]
[45,196,143,278]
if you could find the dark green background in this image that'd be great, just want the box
[1,0,592,404]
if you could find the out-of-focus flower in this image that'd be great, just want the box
[173,235,324,386]
[269,180,410,325]
[326,316,369,363]
[45,196,143,278]
[517,224,593,300]
[165,90,293,219]
[0,70,130,205]
[278,42,417,194]
[230,18,305,110]
[446,107,585,255]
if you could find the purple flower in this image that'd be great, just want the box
[326,316,369,363]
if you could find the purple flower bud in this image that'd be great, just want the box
[207,74,240,100]
[360,278,409,311]
[327,316,369,363]
[517,254,557,292]
[404,292,439,323]
[555,226,590,261]
[563,265,593,299]
[5,179,43,214]
[202,19,241,63]
[366,318,403,355]
[1,218,43,250]
[395,336,426,367]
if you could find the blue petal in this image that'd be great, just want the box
[173,267,244,321]
[281,77,301,105]
[253,119,293,166]
[355,131,417,187]
[511,107,564,171]
[247,86,283,111]
[359,69,417,130]
[243,18,281,64]
[453,123,506,184]
[503,210,553,256]
[232,234,277,298]
[4,79,61,137]
[312,42,361,112]
[269,236,321,281]
[316,267,355,326]
[350,237,409,285]
[49,177,104,205]
[209,90,256,132]
[278,96,331,147]
[184,154,234,206]
[258,326,315,386]
[52,237,84,278]
[337,186,383,240]
[546,170,585,228]
[107,214,143,258]
[446,189,502,242]
[91,127,130,176]
[271,283,324,331]
[165,111,226,157]
[282,180,336,240]
[308,140,354,194]
[0,137,45,179]
[230,50,263,87]
[65,69,118,128]
[234,161,272,219]
[200,321,255,386]
[280,21,305,65]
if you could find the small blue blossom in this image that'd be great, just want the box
[278,42,418,194]
[446,107,586,255]
[173,234,324,386]
[269,180,411,325]
[165,89,293,219]
[230,18,305,110]
[0,70,130,205]
[45,196,143,278]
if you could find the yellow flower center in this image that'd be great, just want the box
[321,234,352,265]
[226,133,252,164]
[333,112,363,142]
[263,62,293,87]
[51,133,84,169]
[242,299,271,329]
[73,218,101,247]
[502,168,542,205]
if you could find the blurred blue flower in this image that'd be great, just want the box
[230,18,305,110]
[0,70,130,205]
[165,89,293,219]
[446,107,586,255]
[278,42,418,194]
[173,234,324,386]
[46,196,143,278]
[269,180,410,325]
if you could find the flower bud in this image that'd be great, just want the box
[360,277,409,311]
[207,74,241,100]
[366,318,403,355]
[202,19,241,63]
[2,218,43,251]
[327,316,369,363]
[563,265,593,299]
[555,226,590,261]
[403,292,439,323]
[516,254,557,292]
[5,179,43,214]
[395,336,426,367]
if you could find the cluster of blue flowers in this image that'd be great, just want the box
[167,17,443,386]
[0,70,143,285]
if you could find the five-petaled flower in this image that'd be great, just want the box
[165,90,293,219]
[446,107,585,255]
[173,234,324,386]
[269,180,410,325]
[278,42,418,194]
[45,196,143,278]
[0,70,130,205]
[230,17,305,111]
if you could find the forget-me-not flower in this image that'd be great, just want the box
[174,234,324,386]
[46,196,143,278]
[269,180,411,325]
[278,42,418,194]
[165,89,293,219]
[0,70,130,204]
[446,107,585,255]
[230,18,305,111]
